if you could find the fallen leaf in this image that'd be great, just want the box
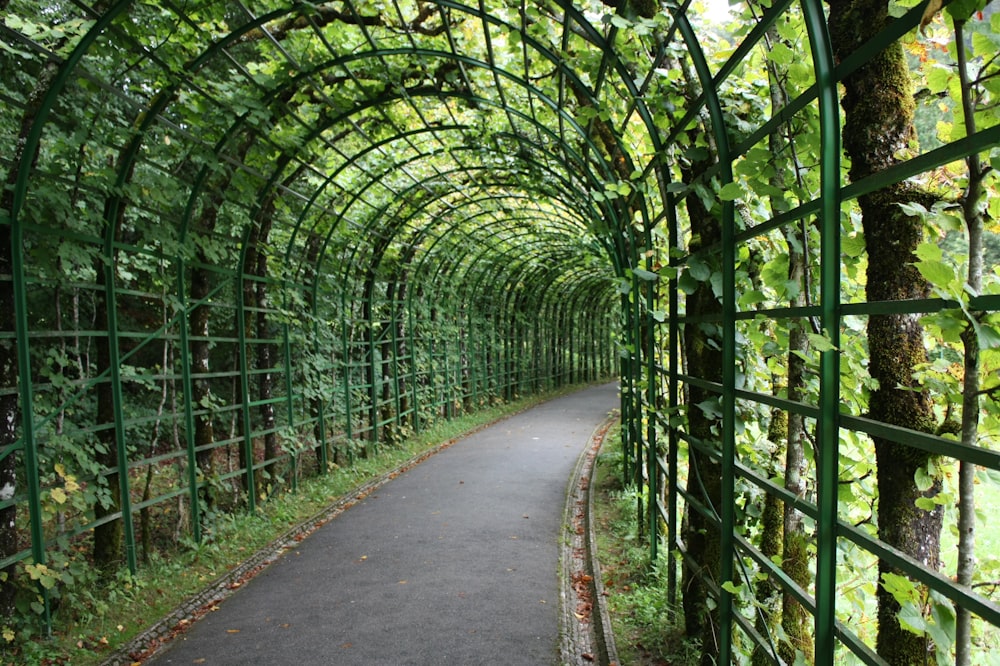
[226,629,240,634]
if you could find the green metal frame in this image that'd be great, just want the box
[2,0,999,660]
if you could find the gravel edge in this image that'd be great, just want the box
[559,412,620,666]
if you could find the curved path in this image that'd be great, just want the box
[146,383,618,665]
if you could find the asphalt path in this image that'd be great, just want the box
[148,382,618,665]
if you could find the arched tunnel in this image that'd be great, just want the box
[2,0,1000,663]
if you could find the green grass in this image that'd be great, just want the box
[4,385,595,666]
[590,428,699,665]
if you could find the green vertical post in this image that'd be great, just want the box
[99,255,138,574]
[802,1,842,662]
[10,206,52,633]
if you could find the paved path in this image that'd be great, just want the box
[148,383,618,665]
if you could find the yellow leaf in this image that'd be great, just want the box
[50,487,67,505]
[54,463,66,477]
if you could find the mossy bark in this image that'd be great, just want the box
[92,290,124,568]
[680,147,724,666]
[752,409,785,666]
[828,2,943,663]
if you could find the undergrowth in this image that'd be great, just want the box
[3,385,592,666]
[592,440,699,665]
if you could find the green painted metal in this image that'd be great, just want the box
[4,1,1000,661]
[802,1,843,660]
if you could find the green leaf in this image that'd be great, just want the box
[842,233,865,258]
[768,42,794,66]
[914,466,934,492]
[975,322,1000,351]
[807,332,838,352]
[678,271,698,295]
[721,581,742,595]
[945,0,986,20]
[738,289,766,308]
[881,572,919,604]
[915,242,943,262]
[898,601,928,636]
[914,260,957,292]
[687,257,711,282]
[696,398,723,419]
[897,201,928,218]
[632,267,659,282]
[718,182,743,201]
[609,14,631,28]
[925,66,951,95]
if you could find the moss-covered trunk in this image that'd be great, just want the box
[829,1,942,663]
[189,255,217,503]
[92,290,124,567]
[752,408,785,666]
[680,149,723,666]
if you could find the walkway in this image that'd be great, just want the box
[145,383,618,665]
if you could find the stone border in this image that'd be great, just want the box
[559,412,620,666]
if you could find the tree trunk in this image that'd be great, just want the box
[251,226,278,489]
[0,168,20,623]
[302,230,326,466]
[829,2,942,663]
[188,138,254,507]
[190,258,217,504]
[752,408,785,666]
[92,248,123,568]
[680,147,723,666]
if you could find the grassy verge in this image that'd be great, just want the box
[9,385,594,666]
[591,429,698,665]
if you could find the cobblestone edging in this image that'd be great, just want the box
[559,413,620,666]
